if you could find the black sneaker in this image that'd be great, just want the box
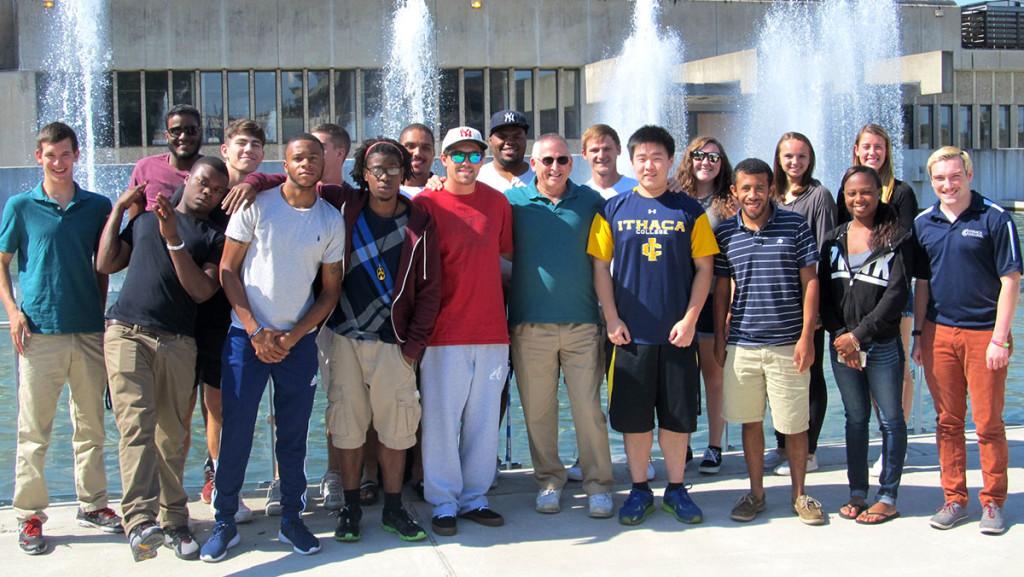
[685,445,694,466]
[163,525,200,560]
[382,508,427,542]
[77,507,124,533]
[128,521,164,562]
[18,516,46,555]
[699,446,723,475]
[334,505,361,542]
[431,515,457,537]
[459,507,504,527]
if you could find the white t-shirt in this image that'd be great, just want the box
[477,161,535,192]
[226,187,346,330]
[400,184,424,198]
[585,175,638,200]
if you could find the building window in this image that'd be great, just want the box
[253,71,277,143]
[918,105,933,150]
[172,71,194,106]
[998,104,1010,148]
[537,69,558,135]
[439,69,459,133]
[117,72,142,147]
[980,104,992,149]
[361,69,383,140]
[562,69,581,140]
[938,104,952,146]
[227,71,250,122]
[1018,106,1024,149]
[514,69,533,138]
[308,70,331,131]
[145,71,169,146]
[334,70,355,142]
[959,105,973,149]
[464,69,485,132]
[200,71,223,144]
[281,70,304,141]
[489,69,509,127]
[901,105,913,149]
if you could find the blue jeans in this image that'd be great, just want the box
[830,337,907,504]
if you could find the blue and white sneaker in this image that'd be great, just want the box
[662,486,703,524]
[199,521,239,563]
[618,488,655,526]
[279,517,320,555]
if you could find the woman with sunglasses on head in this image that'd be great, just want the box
[672,136,736,475]
[767,132,836,477]
[838,125,919,477]
[819,165,910,525]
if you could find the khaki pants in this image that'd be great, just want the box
[14,332,108,523]
[511,323,613,495]
[104,324,196,532]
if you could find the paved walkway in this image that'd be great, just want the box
[2,427,1021,577]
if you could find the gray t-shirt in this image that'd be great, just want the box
[780,179,836,252]
[226,186,346,330]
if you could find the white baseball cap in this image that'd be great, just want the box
[441,126,487,153]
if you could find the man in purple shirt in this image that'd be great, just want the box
[128,104,204,216]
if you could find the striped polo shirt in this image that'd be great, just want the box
[714,205,818,346]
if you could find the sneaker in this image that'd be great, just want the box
[588,493,614,519]
[535,488,562,514]
[775,453,819,476]
[730,492,766,522]
[763,448,786,470]
[279,518,320,555]
[334,505,361,542]
[382,507,427,542]
[870,454,884,478]
[320,471,344,511]
[77,507,124,533]
[980,502,1006,535]
[431,515,457,537]
[662,486,703,524]
[793,494,826,526]
[18,516,46,555]
[930,501,968,530]
[646,459,656,481]
[163,525,200,560]
[199,521,239,563]
[459,507,505,527]
[566,459,583,482]
[128,521,164,562]
[265,479,282,516]
[201,462,215,504]
[618,488,655,526]
[698,446,723,475]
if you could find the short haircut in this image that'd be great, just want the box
[191,155,229,180]
[224,118,266,145]
[627,125,675,159]
[166,104,201,126]
[926,145,973,176]
[400,123,435,142]
[581,123,621,149]
[286,133,326,153]
[530,133,569,158]
[350,137,412,190]
[734,157,773,182]
[36,121,79,152]
[311,122,352,153]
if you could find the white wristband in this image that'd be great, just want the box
[166,240,186,251]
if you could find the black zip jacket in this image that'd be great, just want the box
[819,223,912,346]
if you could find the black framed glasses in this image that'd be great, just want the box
[540,155,571,166]
[366,166,402,179]
[167,125,199,138]
[448,151,483,164]
[691,150,721,164]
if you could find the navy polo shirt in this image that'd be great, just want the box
[714,205,818,346]
[914,191,1022,328]
[0,182,112,333]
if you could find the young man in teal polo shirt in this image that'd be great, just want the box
[507,133,615,518]
[0,122,119,555]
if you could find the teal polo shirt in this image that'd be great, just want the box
[0,182,112,333]
[506,179,603,326]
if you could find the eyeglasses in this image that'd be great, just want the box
[691,150,721,164]
[448,151,483,164]
[366,166,402,179]
[539,156,571,166]
[167,126,199,138]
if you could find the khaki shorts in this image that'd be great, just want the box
[722,344,810,435]
[320,332,420,450]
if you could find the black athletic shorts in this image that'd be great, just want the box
[607,342,700,434]
[696,293,715,337]
[193,290,233,389]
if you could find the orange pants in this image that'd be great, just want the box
[921,321,1009,507]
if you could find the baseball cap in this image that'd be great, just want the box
[489,109,530,135]
[441,126,487,153]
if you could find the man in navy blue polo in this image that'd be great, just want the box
[911,146,1021,535]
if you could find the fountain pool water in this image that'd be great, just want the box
[380,0,438,139]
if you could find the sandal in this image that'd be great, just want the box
[856,504,900,525]
[359,479,380,506]
[838,499,868,520]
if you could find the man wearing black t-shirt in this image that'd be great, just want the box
[97,157,228,562]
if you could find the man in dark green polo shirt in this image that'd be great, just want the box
[506,133,614,519]
[0,122,119,555]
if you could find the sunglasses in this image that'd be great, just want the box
[539,155,571,166]
[366,166,403,179]
[448,151,483,164]
[167,125,199,138]
[691,150,722,164]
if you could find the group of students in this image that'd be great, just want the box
[3,104,1018,563]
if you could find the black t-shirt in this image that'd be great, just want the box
[107,211,225,336]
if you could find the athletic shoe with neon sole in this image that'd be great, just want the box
[618,488,655,525]
[662,486,703,524]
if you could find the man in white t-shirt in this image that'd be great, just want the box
[201,134,345,563]
[582,123,637,200]
[477,110,535,192]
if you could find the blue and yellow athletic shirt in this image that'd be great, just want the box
[587,189,719,345]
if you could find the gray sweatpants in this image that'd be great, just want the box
[420,344,509,518]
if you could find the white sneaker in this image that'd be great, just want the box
[588,492,614,518]
[870,454,883,477]
[775,454,818,476]
[320,472,344,511]
[646,459,656,481]
[209,489,254,524]
[763,448,786,470]
[566,459,583,482]
[535,488,562,514]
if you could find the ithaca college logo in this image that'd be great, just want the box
[962,228,984,239]
[504,112,517,123]
[642,238,662,262]
[460,128,474,138]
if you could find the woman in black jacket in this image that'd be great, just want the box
[820,165,910,525]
